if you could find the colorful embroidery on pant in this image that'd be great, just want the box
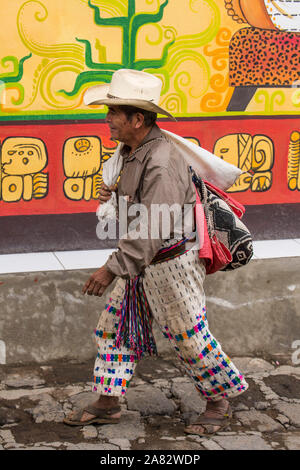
[98,353,138,363]
[94,329,116,340]
[105,302,122,317]
[92,249,248,400]
[93,376,130,387]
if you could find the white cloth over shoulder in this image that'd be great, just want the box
[96,142,123,220]
[161,130,242,190]
[96,129,242,222]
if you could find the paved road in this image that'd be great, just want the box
[0,355,300,452]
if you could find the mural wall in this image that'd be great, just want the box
[0,0,299,216]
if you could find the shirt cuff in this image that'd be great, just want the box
[104,251,130,279]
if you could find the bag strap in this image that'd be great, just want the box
[190,168,215,239]
[189,166,245,220]
[204,180,245,218]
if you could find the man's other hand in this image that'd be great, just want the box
[82,266,116,297]
[98,183,118,204]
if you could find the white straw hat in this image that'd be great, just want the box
[83,69,176,121]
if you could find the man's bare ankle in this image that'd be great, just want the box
[96,395,119,409]
[206,399,229,413]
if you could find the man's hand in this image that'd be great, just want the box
[82,266,116,297]
[98,183,118,204]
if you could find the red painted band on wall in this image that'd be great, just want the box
[0,117,299,217]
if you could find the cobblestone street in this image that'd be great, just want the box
[1,355,300,452]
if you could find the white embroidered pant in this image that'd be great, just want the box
[93,248,248,401]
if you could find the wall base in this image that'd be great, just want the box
[0,258,299,365]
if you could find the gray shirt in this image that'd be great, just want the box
[105,124,196,279]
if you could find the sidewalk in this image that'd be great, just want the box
[0,354,300,451]
[1,239,300,274]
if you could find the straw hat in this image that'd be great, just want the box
[83,68,175,120]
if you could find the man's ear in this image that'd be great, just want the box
[134,112,145,129]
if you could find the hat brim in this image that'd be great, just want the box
[84,84,176,121]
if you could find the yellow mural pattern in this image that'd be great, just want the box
[288,131,300,191]
[1,129,300,203]
[0,0,299,118]
[63,136,116,201]
[214,134,274,192]
[0,137,48,202]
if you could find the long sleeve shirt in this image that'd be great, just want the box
[104,124,196,279]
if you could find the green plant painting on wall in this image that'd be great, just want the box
[0,0,223,116]
[59,0,175,98]
[4,0,298,118]
[0,53,32,106]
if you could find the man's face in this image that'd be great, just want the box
[105,106,134,144]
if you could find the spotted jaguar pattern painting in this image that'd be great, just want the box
[229,27,300,87]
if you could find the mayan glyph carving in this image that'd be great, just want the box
[214,133,274,192]
[0,137,48,202]
[287,131,300,190]
[63,136,102,200]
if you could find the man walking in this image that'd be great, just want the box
[63,69,248,435]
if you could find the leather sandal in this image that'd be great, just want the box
[184,405,232,436]
[63,405,121,426]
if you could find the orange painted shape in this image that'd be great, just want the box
[240,0,277,29]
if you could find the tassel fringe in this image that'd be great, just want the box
[115,237,191,359]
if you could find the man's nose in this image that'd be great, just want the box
[105,111,111,123]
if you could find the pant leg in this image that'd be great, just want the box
[92,277,139,397]
[143,248,248,401]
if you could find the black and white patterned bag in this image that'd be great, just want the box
[190,167,254,273]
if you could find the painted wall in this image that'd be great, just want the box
[0,0,299,217]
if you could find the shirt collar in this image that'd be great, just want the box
[120,124,163,163]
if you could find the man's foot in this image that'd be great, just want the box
[184,399,231,436]
[78,399,121,422]
[63,396,121,426]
